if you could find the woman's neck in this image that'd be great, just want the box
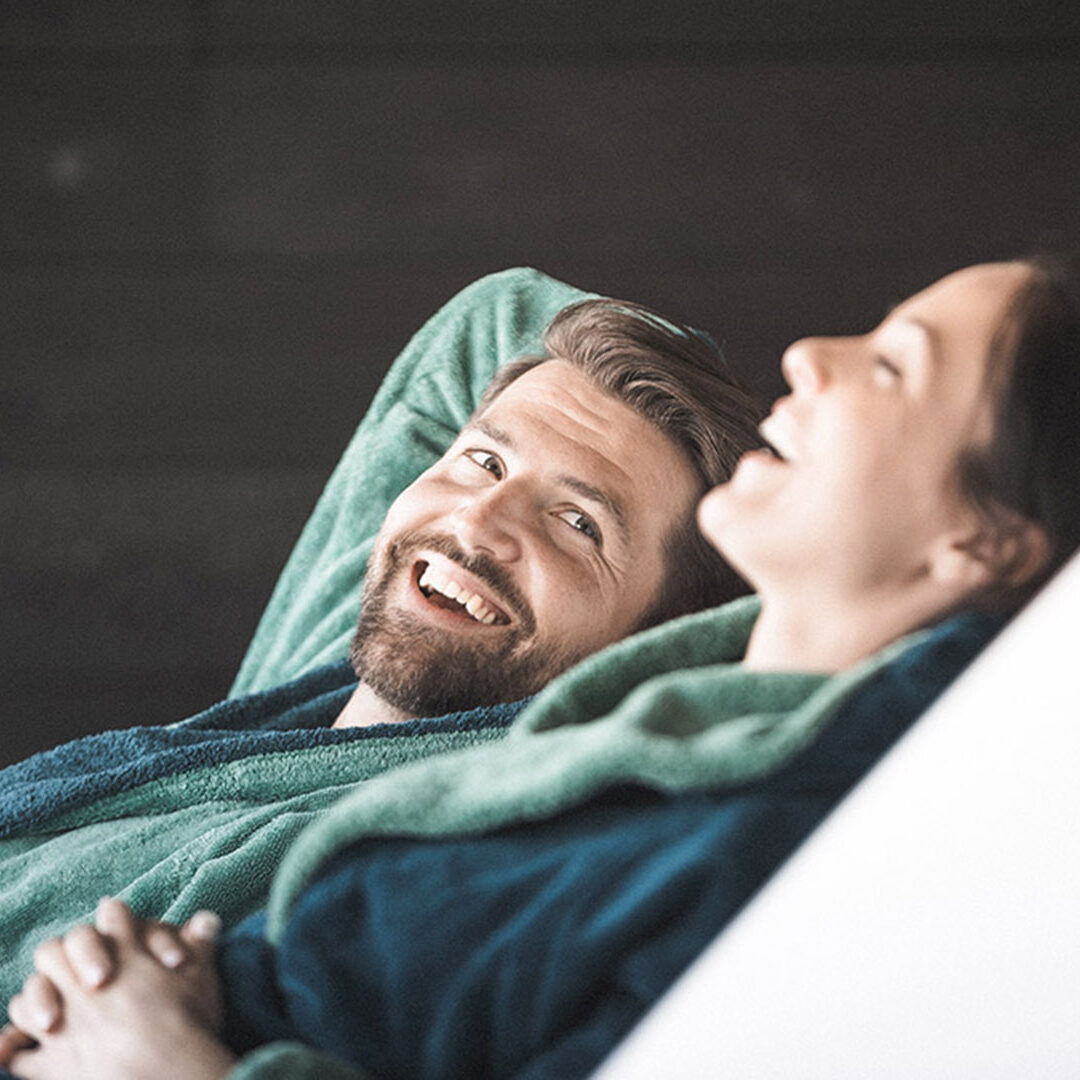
[744,586,949,674]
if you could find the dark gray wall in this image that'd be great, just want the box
[3,2,1079,765]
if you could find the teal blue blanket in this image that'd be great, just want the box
[0,667,523,1003]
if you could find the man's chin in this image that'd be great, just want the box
[349,609,574,719]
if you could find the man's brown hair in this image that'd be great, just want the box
[477,297,766,628]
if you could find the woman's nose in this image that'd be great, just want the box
[450,486,523,562]
[780,337,831,394]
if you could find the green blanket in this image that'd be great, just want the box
[0,698,522,1004]
[227,595,934,1080]
[265,596,932,938]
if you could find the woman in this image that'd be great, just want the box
[3,257,1078,1080]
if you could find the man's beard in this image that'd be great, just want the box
[349,531,585,718]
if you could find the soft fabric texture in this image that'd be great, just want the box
[262,595,954,937]
[0,664,523,1003]
[230,267,592,697]
[0,662,348,836]
[214,609,1003,1080]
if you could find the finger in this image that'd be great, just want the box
[93,896,139,944]
[30,939,77,995]
[141,923,187,970]
[61,923,114,989]
[8,975,63,1042]
[0,1022,36,1067]
[11,974,62,1035]
[175,910,222,980]
[179,910,221,960]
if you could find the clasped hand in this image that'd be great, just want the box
[0,897,236,1080]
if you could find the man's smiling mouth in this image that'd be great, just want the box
[414,561,512,626]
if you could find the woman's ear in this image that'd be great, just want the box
[932,513,1052,597]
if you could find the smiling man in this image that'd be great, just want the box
[336,297,762,727]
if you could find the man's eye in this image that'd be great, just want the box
[463,449,503,479]
[557,509,601,545]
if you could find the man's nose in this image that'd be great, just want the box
[780,337,832,394]
[450,484,524,562]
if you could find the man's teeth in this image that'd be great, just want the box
[418,565,502,625]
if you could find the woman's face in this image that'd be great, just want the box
[697,262,1033,605]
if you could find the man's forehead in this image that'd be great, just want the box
[476,359,635,442]
[467,364,649,483]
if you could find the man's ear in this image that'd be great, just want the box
[931,515,1052,596]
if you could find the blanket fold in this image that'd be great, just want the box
[0,673,523,1002]
[263,596,939,938]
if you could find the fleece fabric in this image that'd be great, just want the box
[262,596,951,934]
[0,665,523,1003]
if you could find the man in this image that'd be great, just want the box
[0,268,763,1005]
[5,258,1077,1080]
[335,294,759,726]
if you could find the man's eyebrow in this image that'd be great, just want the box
[465,417,517,448]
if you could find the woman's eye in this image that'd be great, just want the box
[463,449,503,479]
[557,509,601,545]
[874,355,902,382]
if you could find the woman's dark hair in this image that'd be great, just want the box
[476,298,766,627]
[959,254,1080,609]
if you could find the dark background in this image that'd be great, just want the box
[3,2,1079,766]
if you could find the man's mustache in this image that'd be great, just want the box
[383,530,537,637]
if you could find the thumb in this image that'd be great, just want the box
[0,1023,35,1068]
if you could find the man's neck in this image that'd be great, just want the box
[332,681,416,729]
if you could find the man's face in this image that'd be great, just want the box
[350,358,700,716]
[698,262,1031,605]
